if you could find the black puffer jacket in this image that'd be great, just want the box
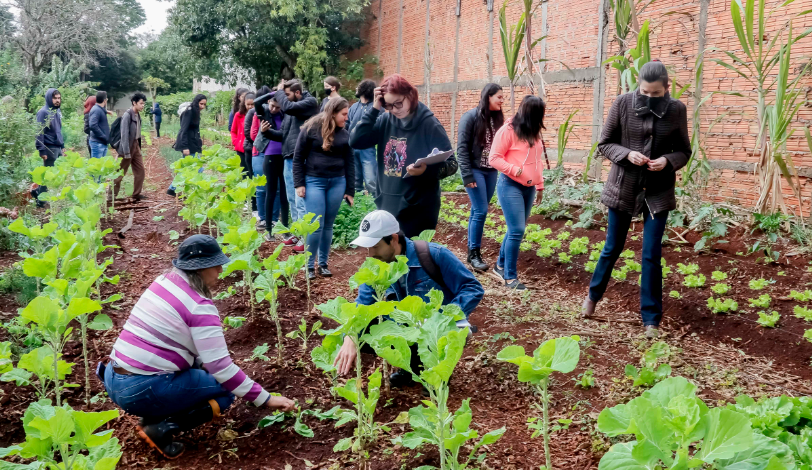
[599,90,691,216]
[274,89,319,158]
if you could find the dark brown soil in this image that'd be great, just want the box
[1,140,811,470]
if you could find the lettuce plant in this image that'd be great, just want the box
[711,283,730,295]
[620,249,635,259]
[789,290,812,302]
[748,294,772,309]
[497,336,580,470]
[756,311,780,328]
[749,278,770,290]
[597,377,790,470]
[711,270,728,281]
[624,341,671,387]
[793,305,812,321]
[683,274,706,288]
[676,262,700,275]
[558,252,572,264]
[0,400,122,469]
[707,297,738,314]
[669,290,682,299]
[568,237,589,255]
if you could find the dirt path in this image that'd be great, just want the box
[1,138,811,470]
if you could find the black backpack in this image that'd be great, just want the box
[109,115,123,150]
[413,240,447,291]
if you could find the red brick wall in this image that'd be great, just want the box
[349,0,812,212]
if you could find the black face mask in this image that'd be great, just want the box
[325,87,333,95]
[634,93,668,118]
[355,90,361,98]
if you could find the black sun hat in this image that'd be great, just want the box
[172,234,230,270]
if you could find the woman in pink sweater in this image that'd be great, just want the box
[488,96,546,290]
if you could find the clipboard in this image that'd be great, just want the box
[402,148,454,178]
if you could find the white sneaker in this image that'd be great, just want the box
[252,211,259,219]
[264,231,273,242]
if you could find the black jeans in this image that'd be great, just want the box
[588,207,669,326]
[263,153,289,227]
[33,146,61,199]
[155,122,161,137]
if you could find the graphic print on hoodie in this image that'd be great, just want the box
[383,138,408,177]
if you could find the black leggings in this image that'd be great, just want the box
[263,153,289,227]
[155,122,161,137]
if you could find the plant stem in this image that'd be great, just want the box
[539,380,552,470]
[354,340,366,451]
[52,340,61,407]
[81,318,90,407]
[437,386,448,470]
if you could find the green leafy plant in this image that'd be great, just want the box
[255,245,286,362]
[274,213,321,306]
[793,305,812,321]
[250,344,271,362]
[749,278,771,290]
[711,283,730,295]
[558,252,572,264]
[711,270,728,281]
[620,249,635,259]
[348,256,409,302]
[676,262,700,275]
[597,376,783,470]
[0,400,122,469]
[497,336,580,470]
[574,369,595,389]
[683,274,706,288]
[756,311,780,328]
[789,290,812,302]
[585,261,597,273]
[624,341,671,388]
[669,290,682,299]
[748,294,772,309]
[223,316,246,330]
[707,297,739,314]
[286,318,323,352]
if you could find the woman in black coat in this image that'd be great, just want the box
[168,94,207,196]
[581,61,691,338]
[456,83,504,272]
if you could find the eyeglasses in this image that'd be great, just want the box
[382,99,405,111]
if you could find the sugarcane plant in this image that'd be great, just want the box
[497,336,581,470]
[709,0,811,216]
[499,2,526,113]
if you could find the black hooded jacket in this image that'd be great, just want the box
[173,105,202,154]
[35,88,64,153]
[349,102,456,237]
[273,89,319,158]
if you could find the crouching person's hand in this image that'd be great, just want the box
[266,395,295,412]
[333,336,357,377]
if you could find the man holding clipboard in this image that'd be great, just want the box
[349,74,458,237]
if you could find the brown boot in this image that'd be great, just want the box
[581,297,596,318]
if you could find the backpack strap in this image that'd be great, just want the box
[413,240,447,291]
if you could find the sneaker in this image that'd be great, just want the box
[504,279,527,291]
[307,268,316,280]
[256,219,267,232]
[292,239,305,252]
[645,326,660,339]
[252,211,259,220]
[166,188,176,197]
[282,235,298,246]
[582,297,596,318]
[489,264,506,282]
[264,231,274,242]
[318,266,332,277]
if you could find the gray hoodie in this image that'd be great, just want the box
[35,88,64,153]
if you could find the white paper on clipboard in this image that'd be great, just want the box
[402,148,454,178]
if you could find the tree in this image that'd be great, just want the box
[1,0,144,76]
[137,28,218,94]
[170,0,365,89]
[141,76,169,101]
[85,49,143,100]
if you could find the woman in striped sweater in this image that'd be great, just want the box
[100,235,294,459]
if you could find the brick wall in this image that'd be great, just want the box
[348,0,812,213]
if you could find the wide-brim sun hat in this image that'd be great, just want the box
[172,234,230,270]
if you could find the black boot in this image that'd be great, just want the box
[467,248,490,272]
[137,399,220,460]
[389,369,416,388]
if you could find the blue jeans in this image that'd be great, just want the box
[253,155,282,222]
[89,140,108,159]
[284,158,306,221]
[589,207,669,326]
[103,364,234,420]
[304,175,345,268]
[465,168,498,249]
[496,174,535,280]
[168,152,202,191]
[353,148,378,196]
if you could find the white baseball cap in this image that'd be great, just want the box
[351,210,401,248]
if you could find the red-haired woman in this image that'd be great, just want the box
[349,74,457,237]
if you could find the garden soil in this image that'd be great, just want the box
[1,138,811,469]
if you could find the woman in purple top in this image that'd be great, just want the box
[254,88,288,239]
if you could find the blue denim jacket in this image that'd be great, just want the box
[355,237,484,317]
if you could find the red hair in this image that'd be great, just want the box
[380,74,419,114]
[83,95,96,114]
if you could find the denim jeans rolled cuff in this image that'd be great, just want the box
[495,173,535,280]
[465,168,498,249]
[102,363,234,420]
[588,206,668,327]
[252,156,267,221]
[303,175,345,269]
[283,158,306,221]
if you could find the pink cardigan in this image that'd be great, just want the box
[488,123,545,190]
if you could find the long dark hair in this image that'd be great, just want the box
[511,95,546,147]
[303,97,349,151]
[474,83,504,146]
[190,93,207,121]
[231,87,248,114]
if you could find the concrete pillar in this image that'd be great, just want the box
[377,0,383,59]
[397,0,404,73]
[589,0,610,180]
[451,0,462,147]
[487,0,494,82]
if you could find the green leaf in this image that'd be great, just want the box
[695,408,753,463]
[598,403,632,437]
[257,413,286,429]
[333,437,353,452]
[715,433,794,469]
[72,409,119,447]
[598,442,649,470]
[87,314,113,331]
[86,437,122,470]
[29,406,74,445]
[335,379,359,405]
[67,297,102,320]
[643,377,697,408]
[1,368,33,386]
